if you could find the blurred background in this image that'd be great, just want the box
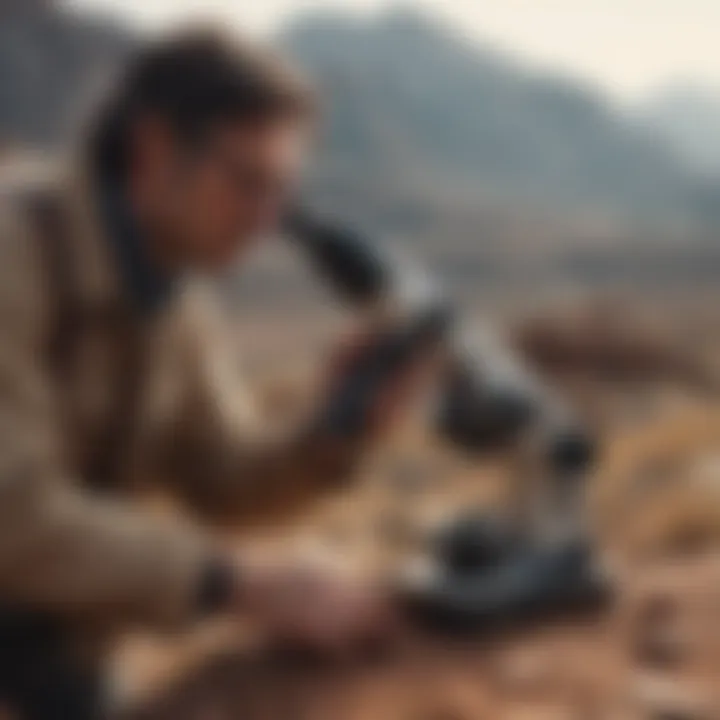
[5,1,720,718]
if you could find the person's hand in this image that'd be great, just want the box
[233,559,395,654]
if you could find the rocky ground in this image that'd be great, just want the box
[122,555,720,720]
[120,311,720,720]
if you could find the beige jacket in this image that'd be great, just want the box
[0,159,359,632]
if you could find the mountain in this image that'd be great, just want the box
[0,3,717,233]
[639,84,720,178]
[0,1,132,147]
[280,9,716,229]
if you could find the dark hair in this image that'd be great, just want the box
[90,29,314,180]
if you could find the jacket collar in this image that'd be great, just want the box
[62,158,176,317]
[98,182,175,315]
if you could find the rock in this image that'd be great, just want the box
[633,674,713,720]
[632,593,687,670]
[493,648,552,696]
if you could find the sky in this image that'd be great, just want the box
[64,0,720,102]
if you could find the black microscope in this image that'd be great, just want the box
[285,206,610,632]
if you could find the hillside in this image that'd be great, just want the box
[281,9,717,230]
[640,83,720,178]
[0,4,718,231]
[0,0,132,146]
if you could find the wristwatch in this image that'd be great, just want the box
[196,557,236,616]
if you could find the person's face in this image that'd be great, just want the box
[134,116,310,271]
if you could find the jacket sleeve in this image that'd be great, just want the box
[151,287,367,525]
[0,207,213,629]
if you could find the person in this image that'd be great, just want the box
[0,30,431,719]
